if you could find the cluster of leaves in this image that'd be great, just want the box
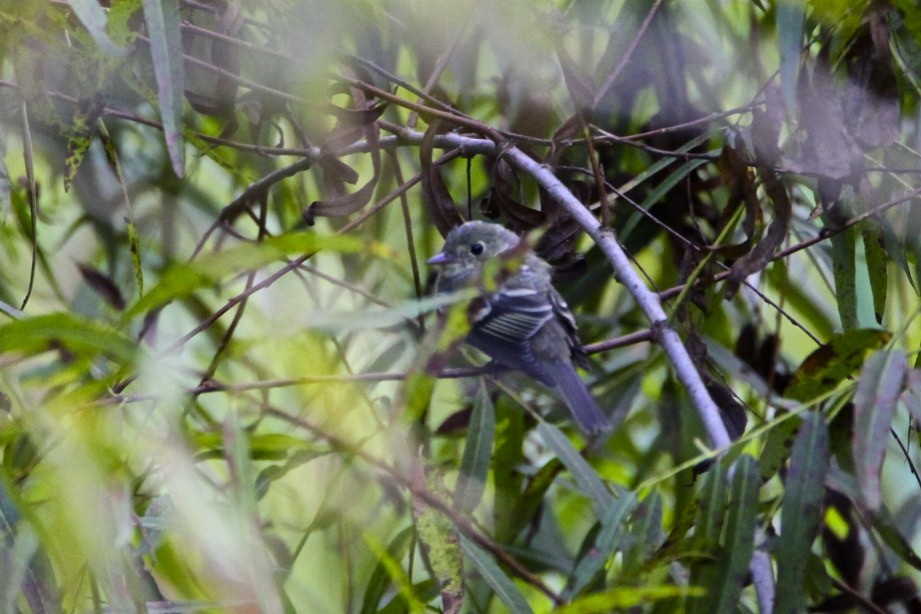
[1,0,921,612]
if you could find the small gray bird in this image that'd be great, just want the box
[427,221,612,434]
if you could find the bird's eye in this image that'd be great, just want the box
[470,242,485,256]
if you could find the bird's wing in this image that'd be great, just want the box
[466,286,557,386]
[549,286,590,369]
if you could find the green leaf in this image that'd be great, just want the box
[775,412,829,614]
[67,0,129,57]
[493,410,527,542]
[537,422,614,516]
[686,463,729,614]
[757,414,801,482]
[829,224,859,331]
[862,223,888,324]
[694,462,729,546]
[124,232,396,319]
[0,312,136,361]
[0,474,60,614]
[142,0,186,177]
[363,530,428,614]
[564,490,638,600]
[784,329,892,403]
[0,137,10,223]
[453,382,495,513]
[870,504,921,572]
[125,216,144,297]
[621,492,663,574]
[360,527,415,614]
[853,350,907,512]
[777,0,804,112]
[705,455,760,614]
[460,536,533,614]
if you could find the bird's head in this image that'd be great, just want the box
[427,221,521,269]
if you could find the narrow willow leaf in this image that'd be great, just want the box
[901,369,921,425]
[564,490,638,600]
[124,232,397,319]
[363,530,427,614]
[861,223,888,324]
[777,0,804,112]
[775,412,829,614]
[125,217,144,296]
[0,130,10,222]
[499,457,561,545]
[687,463,729,614]
[620,157,710,243]
[706,455,760,614]
[255,449,326,500]
[0,312,136,361]
[142,0,185,177]
[360,527,415,614]
[871,504,921,572]
[695,462,729,546]
[460,536,533,614]
[826,469,918,573]
[0,475,60,614]
[537,422,614,516]
[758,415,801,483]
[853,350,907,512]
[493,410,526,543]
[829,225,858,331]
[621,492,663,573]
[453,382,495,513]
[67,0,129,57]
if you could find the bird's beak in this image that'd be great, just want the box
[427,252,451,265]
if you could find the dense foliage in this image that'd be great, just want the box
[2,1,921,612]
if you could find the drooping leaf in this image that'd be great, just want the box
[308,96,383,221]
[67,0,129,57]
[0,129,11,222]
[686,462,729,614]
[453,382,495,513]
[142,0,186,177]
[460,536,533,614]
[704,455,760,613]
[420,121,463,236]
[853,349,907,512]
[0,474,61,614]
[124,232,397,319]
[0,312,136,361]
[862,222,889,324]
[492,409,527,543]
[76,262,126,310]
[360,527,416,614]
[537,422,614,516]
[829,224,859,331]
[775,412,829,614]
[563,490,638,600]
[758,414,802,482]
[363,530,428,614]
[623,458,659,525]
[777,0,805,113]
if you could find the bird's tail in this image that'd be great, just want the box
[553,362,612,435]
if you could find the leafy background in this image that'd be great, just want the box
[2,1,921,612]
